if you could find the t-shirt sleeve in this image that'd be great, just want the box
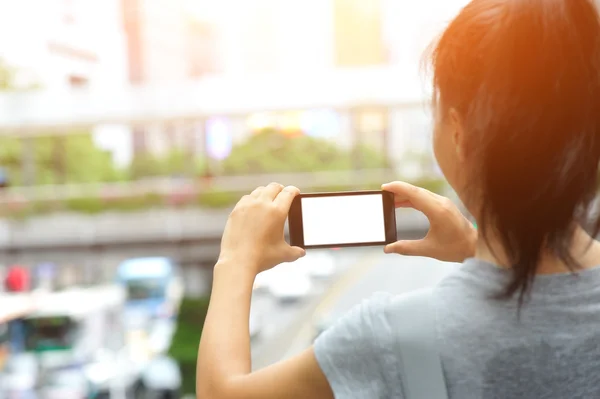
[313,292,403,399]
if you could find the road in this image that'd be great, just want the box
[249,248,369,369]
[250,248,462,370]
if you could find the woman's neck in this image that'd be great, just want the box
[475,226,600,274]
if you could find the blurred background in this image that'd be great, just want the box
[0,0,470,397]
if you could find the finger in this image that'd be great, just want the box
[260,182,284,201]
[384,239,430,257]
[274,185,300,211]
[382,182,439,214]
[251,186,265,198]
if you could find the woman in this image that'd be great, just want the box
[197,0,600,397]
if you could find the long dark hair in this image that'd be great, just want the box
[429,0,600,304]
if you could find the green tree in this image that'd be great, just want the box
[219,128,387,175]
[61,134,123,183]
[129,153,165,179]
[0,59,121,186]
[129,150,206,179]
[0,59,16,90]
[0,58,40,91]
[0,137,22,185]
[0,134,122,185]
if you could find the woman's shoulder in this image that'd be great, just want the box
[312,288,449,399]
[316,291,397,347]
[313,291,404,398]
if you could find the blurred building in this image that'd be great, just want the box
[199,0,386,73]
[117,0,433,162]
[187,20,220,78]
[175,0,388,160]
[0,0,132,175]
[190,0,333,75]
[0,0,472,176]
[0,0,128,90]
[116,0,471,164]
[122,0,213,157]
[334,0,387,67]
[122,0,190,84]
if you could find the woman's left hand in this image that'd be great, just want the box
[218,182,306,274]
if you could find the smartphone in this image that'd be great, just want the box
[288,190,397,249]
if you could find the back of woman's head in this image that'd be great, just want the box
[430,0,600,302]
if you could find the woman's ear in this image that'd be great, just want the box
[448,108,467,161]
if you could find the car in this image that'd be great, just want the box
[39,368,90,399]
[136,356,181,399]
[302,251,337,279]
[268,266,312,302]
[2,353,38,395]
[148,319,177,355]
[252,269,276,293]
[249,310,263,339]
[2,374,37,399]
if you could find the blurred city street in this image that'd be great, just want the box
[0,0,473,397]
[0,242,459,398]
[250,247,371,370]
[250,248,459,370]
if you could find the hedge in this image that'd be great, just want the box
[168,297,210,396]
[0,178,448,220]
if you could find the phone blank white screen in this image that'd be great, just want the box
[301,194,386,246]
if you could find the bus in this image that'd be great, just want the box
[0,287,127,397]
[22,286,123,354]
[116,257,184,353]
[0,293,35,397]
[117,258,183,318]
[9,285,181,398]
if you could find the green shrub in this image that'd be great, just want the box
[106,193,164,212]
[169,297,210,395]
[178,361,198,397]
[0,177,447,220]
[197,189,241,208]
[32,200,57,213]
[143,192,164,207]
[2,205,34,221]
[65,196,104,214]
[411,177,447,195]
[303,183,381,193]
[305,178,446,196]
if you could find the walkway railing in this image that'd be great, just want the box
[0,169,416,204]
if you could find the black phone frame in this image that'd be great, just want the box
[288,190,397,249]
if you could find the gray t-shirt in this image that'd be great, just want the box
[314,258,600,398]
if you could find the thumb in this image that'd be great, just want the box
[282,245,306,262]
[384,240,430,257]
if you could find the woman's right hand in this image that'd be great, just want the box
[382,181,477,263]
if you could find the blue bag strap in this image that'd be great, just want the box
[392,288,449,399]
